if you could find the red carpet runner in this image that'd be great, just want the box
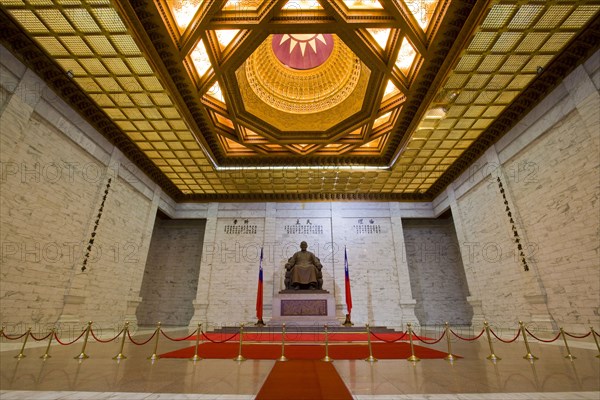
[255,360,353,400]
[188,332,433,342]
[160,342,452,360]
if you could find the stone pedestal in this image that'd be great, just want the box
[467,297,485,327]
[57,295,85,326]
[270,291,339,327]
[524,294,557,331]
[124,298,141,331]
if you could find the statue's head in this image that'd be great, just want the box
[300,241,308,250]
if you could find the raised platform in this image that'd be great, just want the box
[213,325,400,333]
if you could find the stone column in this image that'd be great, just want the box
[563,63,600,139]
[0,69,44,141]
[330,202,345,320]
[123,183,162,328]
[189,202,218,329]
[447,185,485,327]
[57,146,120,327]
[486,147,556,331]
[389,203,418,326]
[263,202,277,320]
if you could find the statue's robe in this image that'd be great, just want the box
[288,251,320,285]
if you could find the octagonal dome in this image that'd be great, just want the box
[236,34,370,132]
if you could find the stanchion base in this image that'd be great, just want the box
[14,354,26,359]
[147,354,160,361]
[189,355,202,361]
[406,355,420,362]
[523,353,538,360]
[486,354,501,361]
[40,354,51,360]
[343,314,353,326]
[277,355,288,362]
[322,355,333,362]
[444,354,457,361]
[234,355,246,362]
[112,354,127,360]
[564,354,576,361]
[74,353,89,360]
[255,319,266,327]
[365,355,378,363]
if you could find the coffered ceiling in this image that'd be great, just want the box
[1,0,598,201]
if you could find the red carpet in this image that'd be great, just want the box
[188,332,432,342]
[256,360,352,400]
[160,341,452,360]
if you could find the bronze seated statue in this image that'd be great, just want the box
[284,241,323,290]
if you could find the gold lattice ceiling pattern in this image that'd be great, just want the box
[0,0,598,198]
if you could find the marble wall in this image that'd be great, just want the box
[0,46,161,332]
[439,51,600,331]
[187,202,425,329]
[182,201,477,329]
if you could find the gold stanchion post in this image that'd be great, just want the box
[364,324,377,362]
[14,328,31,359]
[41,328,55,360]
[591,327,600,358]
[322,324,333,362]
[444,322,457,362]
[190,323,202,361]
[484,321,500,361]
[234,323,246,361]
[560,327,575,361]
[74,321,92,360]
[278,323,288,362]
[406,322,420,362]
[147,322,161,361]
[519,321,538,361]
[113,322,129,360]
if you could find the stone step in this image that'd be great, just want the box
[211,325,400,333]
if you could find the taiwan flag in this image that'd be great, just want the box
[344,247,352,316]
[256,247,264,321]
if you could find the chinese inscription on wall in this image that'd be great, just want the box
[224,219,258,234]
[284,219,324,235]
[352,219,381,234]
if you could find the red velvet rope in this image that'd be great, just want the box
[160,329,198,342]
[30,332,53,341]
[54,329,86,346]
[593,329,600,337]
[564,331,591,339]
[90,328,124,343]
[201,331,238,343]
[525,328,561,343]
[413,330,446,345]
[127,329,157,346]
[370,331,407,343]
[450,328,485,341]
[490,328,521,343]
[1,331,30,341]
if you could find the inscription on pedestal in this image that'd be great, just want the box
[281,299,327,316]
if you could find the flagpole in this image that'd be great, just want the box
[255,247,265,327]
[343,246,353,327]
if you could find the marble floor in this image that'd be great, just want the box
[0,327,598,399]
